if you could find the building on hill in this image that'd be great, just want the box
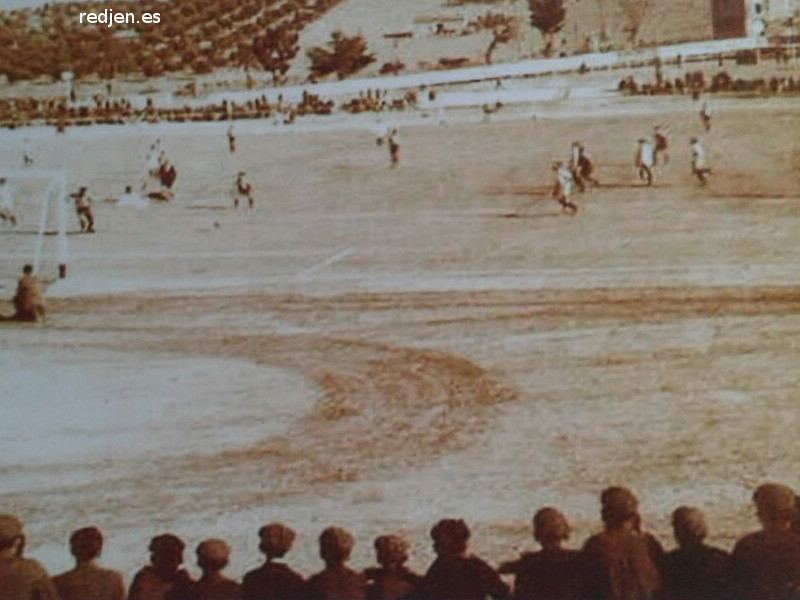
[712,0,747,38]
[711,0,797,40]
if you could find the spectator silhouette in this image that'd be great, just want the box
[365,534,422,600]
[53,526,126,600]
[128,534,193,600]
[661,507,729,600]
[302,527,367,600]
[242,523,304,600]
[417,518,510,600]
[499,507,582,599]
[0,514,60,600]
[178,539,241,600]
[730,483,800,600]
[580,487,663,600]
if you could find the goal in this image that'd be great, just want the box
[0,169,69,283]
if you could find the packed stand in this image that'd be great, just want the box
[619,68,800,98]
[0,87,419,129]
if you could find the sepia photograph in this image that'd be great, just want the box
[2,0,800,598]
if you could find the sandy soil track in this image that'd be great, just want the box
[2,97,800,580]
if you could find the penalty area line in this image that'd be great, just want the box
[294,247,356,281]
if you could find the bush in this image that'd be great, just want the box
[307,31,375,80]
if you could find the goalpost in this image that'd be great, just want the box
[0,169,69,282]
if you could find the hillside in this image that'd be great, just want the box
[0,0,717,84]
[291,0,716,79]
[0,0,346,83]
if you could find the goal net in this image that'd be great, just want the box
[0,169,69,286]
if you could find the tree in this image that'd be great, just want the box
[253,27,299,83]
[306,30,375,80]
[619,0,652,47]
[527,0,565,57]
[478,13,519,64]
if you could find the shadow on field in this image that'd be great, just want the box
[707,191,794,200]
[591,182,672,190]
[484,185,550,197]
[0,230,84,236]
[498,211,561,219]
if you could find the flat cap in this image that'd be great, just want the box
[374,534,409,564]
[601,486,639,519]
[70,526,103,551]
[430,518,470,544]
[671,506,708,541]
[149,533,185,555]
[320,526,354,556]
[754,483,796,519]
[0,514,23,544]
[533,507,571,542]
[259,523,295,555]
[196,538,230,562]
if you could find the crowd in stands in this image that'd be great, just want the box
[340,90,418,114]
[3,54,798,130]
[0,88,383,128]
[4,482,800,600]
[620,69,800,97]
[0,88,419,129]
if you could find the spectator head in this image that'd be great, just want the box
[148,533,185,572]
[552,160,563,171]
[533,507,571,547]
[319,527,354,566]
[374,534,409,568]
[754,483,796,526]
[0,177,6,185]
[690,137,698,144]
[671,507,708,547]
[196,538,230,573]
[69,526,103,562]
[430,518,470,557]
[125,185,132,194]
[259,523,295,559]
[22,264,33,275]
[601,486,639,529]
[0,514,23,552]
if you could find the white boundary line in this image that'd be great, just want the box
[294,247,356,281]
[32,178,54,273]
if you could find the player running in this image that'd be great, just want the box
[233,172,254,210]
[635,138,655,186]
[690,137,711,186]
[569,142,600,192]
[653,126,669,165]
[552,161,579,215]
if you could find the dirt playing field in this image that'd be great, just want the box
[2,94,800,583]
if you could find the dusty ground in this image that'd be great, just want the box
[2,95,800,584]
